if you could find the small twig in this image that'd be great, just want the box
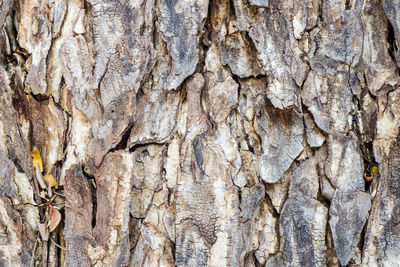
[53,205,64,210]
[39,194,50,202]
[47,184,53,198]
[54,191,65,198]
[31,166,44,218]
[35,165,47,189]
[32,173,42,201]
[362,154,372,164]
[30,233,39,267]
[50,236,66,250]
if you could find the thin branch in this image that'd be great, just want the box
[30,234,39,267]
[50,236,66,251]
[35,165,47,189]
[54,191,65,198]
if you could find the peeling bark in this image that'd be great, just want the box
[1,0,400,266]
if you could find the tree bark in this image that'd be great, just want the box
[0,0,399,266]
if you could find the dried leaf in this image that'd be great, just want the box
[38,221,49,241]
[44,173,58,188]
[364,173,373,182]
[48,206,62,232]
[30,147,43,172]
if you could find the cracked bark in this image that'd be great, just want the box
[0,0,400,266]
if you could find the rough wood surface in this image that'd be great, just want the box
[0,0,400,266]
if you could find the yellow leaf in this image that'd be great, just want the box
[30,147,43,171]
[44,173,58,188]
[371,165,378,175]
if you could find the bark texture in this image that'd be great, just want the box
[0,0,400,266]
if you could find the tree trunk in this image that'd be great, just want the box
[0,0,399,266]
